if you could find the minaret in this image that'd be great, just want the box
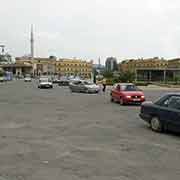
[98,57,101,69]
[30,24,34,59]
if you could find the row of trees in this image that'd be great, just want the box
[102,70,135,83]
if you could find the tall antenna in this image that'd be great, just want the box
[30,24,34,59]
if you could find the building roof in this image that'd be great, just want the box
[0,64,32,68]
[58,58,92,63]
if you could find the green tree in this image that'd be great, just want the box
[0,68,4,77]
[119,71,135,83]
[174,75,180,85]
[102,70,113,78]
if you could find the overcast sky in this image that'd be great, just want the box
[0,0,180,63]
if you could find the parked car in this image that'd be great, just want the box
[52,77,61,84]
[140,93,180,133]
[69,80,100,93]
[110,83,145,105]
[0,76,5,82]
[24,74,32,82]
[58,77,70,86]
[38,77,53,89]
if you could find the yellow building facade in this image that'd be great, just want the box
[168,58,180,68]
[56,59,93,78]
[119,57,180,82]
[120,57,168,73]
[15,57,56,75]
[15,57,93,78]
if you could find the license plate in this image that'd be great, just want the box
[133,99,140,101]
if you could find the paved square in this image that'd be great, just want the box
[0,81,180,180]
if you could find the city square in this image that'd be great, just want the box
[1,1,180,179]
[0,81,180,180]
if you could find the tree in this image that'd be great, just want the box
[0,68,4,77]
[102,70,113,78]
[119,71,135,83]
[174,75,180,84]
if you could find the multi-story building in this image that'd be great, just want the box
[120,57,168,73]
[15,57,56,76]
[56,58,93,78]
[119,57,180,82]
[168,58,180,68]
[105,57,118,71]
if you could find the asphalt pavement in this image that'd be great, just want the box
[0,80,180,180]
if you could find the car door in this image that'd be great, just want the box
[111,85,117,99]
[76,81,82,92]
[79,82,86,92]
[157,95,180,132]
[113,84,121,101]
[71,81,80,92]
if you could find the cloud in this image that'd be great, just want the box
[0,0,180,63]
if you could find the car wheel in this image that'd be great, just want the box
[150,117,163,132]
[111,96,114,102]
[119,98,124,105]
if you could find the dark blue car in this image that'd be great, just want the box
[140,93,180,133]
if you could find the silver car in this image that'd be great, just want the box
[69,80,100,93]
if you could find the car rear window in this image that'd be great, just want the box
[40,78,49,82]
[84,81,94,85]
[73,81,82,85]
[121,85,139,91]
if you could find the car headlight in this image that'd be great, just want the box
[126,95,131,98]
[141,96,145,98]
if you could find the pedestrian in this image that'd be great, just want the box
[102,78,106,93]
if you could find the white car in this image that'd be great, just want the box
[38,77,53,89]
[0,76,5,82]
[24,76,32,82]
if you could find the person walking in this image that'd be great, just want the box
[102,78,107,93]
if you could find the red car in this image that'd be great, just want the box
[110,83,145,105]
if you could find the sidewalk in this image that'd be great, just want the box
[139,84,180,91]
[106,84,180,91]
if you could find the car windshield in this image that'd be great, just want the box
[121,85,139,91]
[40,78,49,82]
